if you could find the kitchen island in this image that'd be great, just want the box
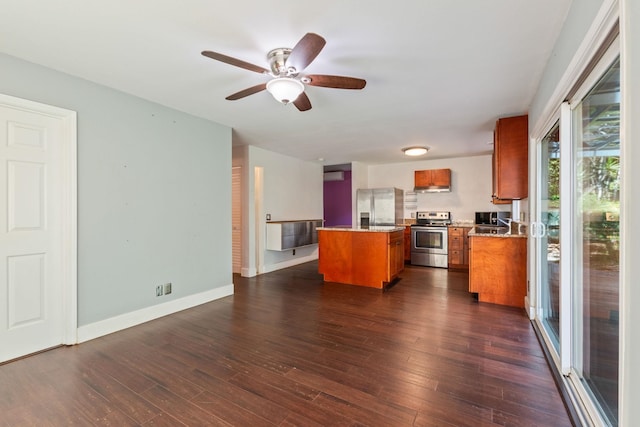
[318,226,404,289]
[468,226,527,307]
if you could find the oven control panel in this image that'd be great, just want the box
[416,211,450,221]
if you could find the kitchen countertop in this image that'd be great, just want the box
[267,219,323,223]
[317,226,405,232]
[468,225,528,238]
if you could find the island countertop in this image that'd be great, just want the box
[317,226,405,233]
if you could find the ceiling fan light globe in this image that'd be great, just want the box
[266,78,304,104]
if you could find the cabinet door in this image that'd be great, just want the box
[492,150,511,204]
[396,238,404,274]
[494,115,528,200]
[463,228,470,265]
[387,231,404,281]
[431,168,451,187]
[414,170,431,187]
[388,242,397,280]
[403,226,411,262]
[468,237,478,292]
[415,169,451,187]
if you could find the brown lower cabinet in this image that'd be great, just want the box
[318,229,404,289]
[469,235,527,308]
[448,226,471,270]
[404,225,411,262]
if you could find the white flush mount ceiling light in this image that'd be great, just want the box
[402,146,429,156]
[266,77,304,104]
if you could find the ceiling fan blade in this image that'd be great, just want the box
[305,74,366,89]
[293,92,312,112]
[225,83,267,100]
[286,33,326,74]
[201,50,270,75]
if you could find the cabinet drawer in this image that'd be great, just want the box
[449,250,464,264]
[449,235,463,248]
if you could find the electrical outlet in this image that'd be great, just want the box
[266,213,271,221]
[164,282,172,295]
[292,249,296,256]
[156,285,163,297]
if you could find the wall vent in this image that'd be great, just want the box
[323,171,344,181]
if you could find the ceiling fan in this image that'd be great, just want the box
[201,33,366,112]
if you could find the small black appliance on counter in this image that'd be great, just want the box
[475,211,511,226]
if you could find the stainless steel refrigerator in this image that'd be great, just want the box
[356,188,404,226]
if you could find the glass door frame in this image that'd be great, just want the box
[531,39,620,427]
[565,41,620,426]
[531,104,574,374]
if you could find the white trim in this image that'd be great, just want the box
[532,104,562,143]
[619,3,638,426]
[254,166,264,275]
[241,267,257,277]
[77,284,234,343]
[568,38,621,103]
[262,253,319,274]
[559,101,572,376]
[524,295,534,318]
[0,93,78,346]
[531,0,619,137]
[529,136,539,321]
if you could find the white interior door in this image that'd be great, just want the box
[0,95,76,363]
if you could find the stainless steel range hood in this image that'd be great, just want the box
[414,184,451,193]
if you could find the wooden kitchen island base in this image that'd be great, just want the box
[318,227,404,289]
[469,234,527,308]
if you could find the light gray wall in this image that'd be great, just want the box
[236,145,323,276]
[529,0,606,127]
[0,53,232,326]
[367,155,510,222]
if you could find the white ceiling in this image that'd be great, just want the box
[0,0,572,166]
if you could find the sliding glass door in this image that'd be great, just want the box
[570,55,620,424]
[534,48,620,425]
[538,121,561,351]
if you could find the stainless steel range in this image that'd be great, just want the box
[411,211,451,268]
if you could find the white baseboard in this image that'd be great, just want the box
[76,284,234,343]
[263,253,318,274]
[524,295,535,319]
[241,267,257,277]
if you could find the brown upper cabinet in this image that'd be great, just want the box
[492,115,528,202]
[414,168,451,192]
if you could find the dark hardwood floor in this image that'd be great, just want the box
[0,262,572,426]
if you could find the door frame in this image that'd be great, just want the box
[0,93,77,345]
